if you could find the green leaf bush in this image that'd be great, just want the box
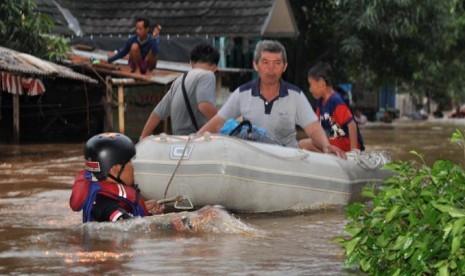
[0,0,69,61]
[337,130,465,275]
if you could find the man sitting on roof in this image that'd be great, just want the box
[106,17,159,74]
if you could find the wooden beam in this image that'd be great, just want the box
[91,65,181,85]
[103,76,113,132]
[117,85,125,133]
[12,94,19,143]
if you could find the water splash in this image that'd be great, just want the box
[80,206,262,237]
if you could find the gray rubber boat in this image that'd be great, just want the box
[133,133,392,213]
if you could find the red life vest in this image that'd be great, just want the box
[70,170,149,221]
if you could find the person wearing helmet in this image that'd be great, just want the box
[69,133,243,232]
[69,132,164,222]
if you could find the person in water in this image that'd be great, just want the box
[299,62,364,152]
[69,132,226,232]
[69,132,164,222]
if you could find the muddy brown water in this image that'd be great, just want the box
[0,119,463,275]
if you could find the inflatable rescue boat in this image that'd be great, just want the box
[133,134,391,213]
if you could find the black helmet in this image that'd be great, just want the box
[84,133,135,181]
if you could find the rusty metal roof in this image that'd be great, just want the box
[0,46,97,84]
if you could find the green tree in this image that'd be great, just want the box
[281,0,342,92]
[282,0,465,110]
[335,0,465,109]
[0,0,69,61]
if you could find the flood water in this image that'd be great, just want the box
[0,119,463,275]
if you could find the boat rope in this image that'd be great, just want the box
[347,150,391,170]
[87,63,118,102]
[163,135,192,199]
[222,221,258,237]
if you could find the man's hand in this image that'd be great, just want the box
[145,199,165,215]
[324,145,347,160]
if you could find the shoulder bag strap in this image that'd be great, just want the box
[181,72,199,131]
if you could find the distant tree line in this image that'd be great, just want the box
[281,0,465,110]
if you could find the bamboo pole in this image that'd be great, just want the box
[103,76,113,132]
[13,94,19,143]
[117,84,125,133]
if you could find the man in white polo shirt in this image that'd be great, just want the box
[198,40,344,158]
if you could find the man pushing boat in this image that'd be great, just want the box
[69,132,232,232]
[70,132,165,222]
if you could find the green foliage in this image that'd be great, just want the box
[280,0,342,89]
[43,34,70,61]
[451,129,465,163]
[338,135,465,275]
[0,0,69,61]
[282,0,465,105]
[335,0,465,104]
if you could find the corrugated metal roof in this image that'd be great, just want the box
[71,48,253,74]
[0,48,49,76]
[0,46,97,84]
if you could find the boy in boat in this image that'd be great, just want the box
[70,132,165,222]
[105,17,159,74]
[299,62,364,152]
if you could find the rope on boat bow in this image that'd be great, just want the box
[163,135,192,199]
[346,150,391,170]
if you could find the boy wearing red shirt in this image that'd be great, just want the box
[299,62,364,152]
[70,133,164,222]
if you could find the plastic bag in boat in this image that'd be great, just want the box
[220,119,266,135]
[220,119,282,145]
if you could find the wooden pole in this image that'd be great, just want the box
[117,84,125,133]
[103,76,113,132]
[12,94,20,143]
